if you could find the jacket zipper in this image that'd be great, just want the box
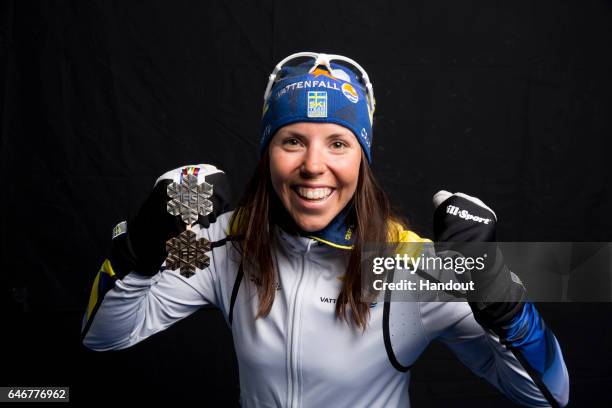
[287,241,314,408]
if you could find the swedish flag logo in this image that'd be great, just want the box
[307,91,327,118]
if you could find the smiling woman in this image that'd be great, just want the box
[82,52,569,408]
[225,54,413,330]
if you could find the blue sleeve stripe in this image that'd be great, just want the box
[504,303,548,373]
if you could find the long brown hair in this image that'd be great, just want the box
[228,149,409,330]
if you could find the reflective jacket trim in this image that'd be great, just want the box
[382,269,412,372]
[229,261,244,326]
[509,345,560,408]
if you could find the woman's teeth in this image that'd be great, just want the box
[295,187,333,200]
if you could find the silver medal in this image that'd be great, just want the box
[164,173,213,278]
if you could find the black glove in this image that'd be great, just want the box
[110,164,232,278]
[433,190,525,330]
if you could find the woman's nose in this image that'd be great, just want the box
[300,147,326,177]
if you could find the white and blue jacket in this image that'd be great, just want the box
[82,169,569,408]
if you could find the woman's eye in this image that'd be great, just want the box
[332,141,347,149]
[283,138,300,146]
[283,137,300,149]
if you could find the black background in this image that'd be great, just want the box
[1,1,611,406]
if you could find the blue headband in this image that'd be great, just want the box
[260,61,374,163]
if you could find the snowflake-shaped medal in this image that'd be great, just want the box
[166,173,213,225]
[164,172,213,278]
[165,229,211,278]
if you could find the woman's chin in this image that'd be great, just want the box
[291,213,333,232]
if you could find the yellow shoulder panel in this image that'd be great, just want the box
[387,220,432,258]
[387,220,432,243]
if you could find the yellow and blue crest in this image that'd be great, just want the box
[307,91,327,118]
